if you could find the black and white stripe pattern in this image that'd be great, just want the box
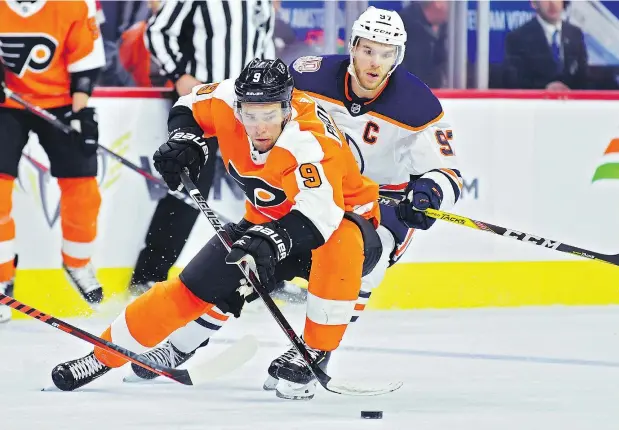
[146,0,275,83]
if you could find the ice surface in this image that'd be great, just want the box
[1,305,618,430]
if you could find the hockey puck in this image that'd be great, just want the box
[361,411,383,419]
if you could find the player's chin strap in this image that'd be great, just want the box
[180,168,403,397]
[378,195,619,267]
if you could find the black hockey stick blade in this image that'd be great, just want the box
[378,195,619,266]
[181,171,403,396]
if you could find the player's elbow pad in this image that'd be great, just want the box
[70,68,101,96]
[168,105,201,133]
[277,210,325,253]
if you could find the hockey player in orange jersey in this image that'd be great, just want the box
[0,0,107,322]
[50,59,382,398]
[122,6,464,400]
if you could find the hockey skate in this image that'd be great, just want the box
[125,339,202,381]
[51,351,111,391]
[0,279,14,323]
[274,345,331,400]
[263,344,298,390]
[63,262,103,307]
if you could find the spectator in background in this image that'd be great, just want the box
[274,9,324,65]
[399,1,449,88]
[503,0,588,90]
[97,0,156,87]
[117,1,171,87]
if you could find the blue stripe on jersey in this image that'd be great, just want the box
[194,317,222,331]
[358,290,372,299]
[289,55,443,130]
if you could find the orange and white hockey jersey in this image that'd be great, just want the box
[176,79,380,242]
[0,0,105,109]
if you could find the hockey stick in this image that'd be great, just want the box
[2,86,200,212]
[378,195,619,266]
[180,170,402,396]
[0,292,258,387]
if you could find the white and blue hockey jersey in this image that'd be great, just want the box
[290,55,463,260]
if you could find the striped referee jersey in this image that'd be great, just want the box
[146,0,275,83]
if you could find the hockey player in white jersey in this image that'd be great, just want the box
[126,6,463,400]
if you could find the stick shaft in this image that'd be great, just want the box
[378,196,619,266]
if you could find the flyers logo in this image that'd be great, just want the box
[0,34,58,77]
[228,162,287,208]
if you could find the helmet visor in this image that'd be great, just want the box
[234,101,291,127]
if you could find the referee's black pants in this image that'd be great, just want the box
[130,139,217,287]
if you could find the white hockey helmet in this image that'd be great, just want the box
[349,6,407,68]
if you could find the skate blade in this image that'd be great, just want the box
[262,374,278,391]
[275,380,316,400]
[275,390,315,400]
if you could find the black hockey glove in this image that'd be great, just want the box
[0,60,5,103]
[63,107,99,156]
[225,222,292,292]
[153,127,209,191]
[397,178,443,230]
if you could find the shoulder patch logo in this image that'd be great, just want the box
[292,56,323,73]
[0,34,58,77]
[197,83,219,95]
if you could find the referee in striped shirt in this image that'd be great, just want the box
[146,0,275,95]
[129,0,276,295]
